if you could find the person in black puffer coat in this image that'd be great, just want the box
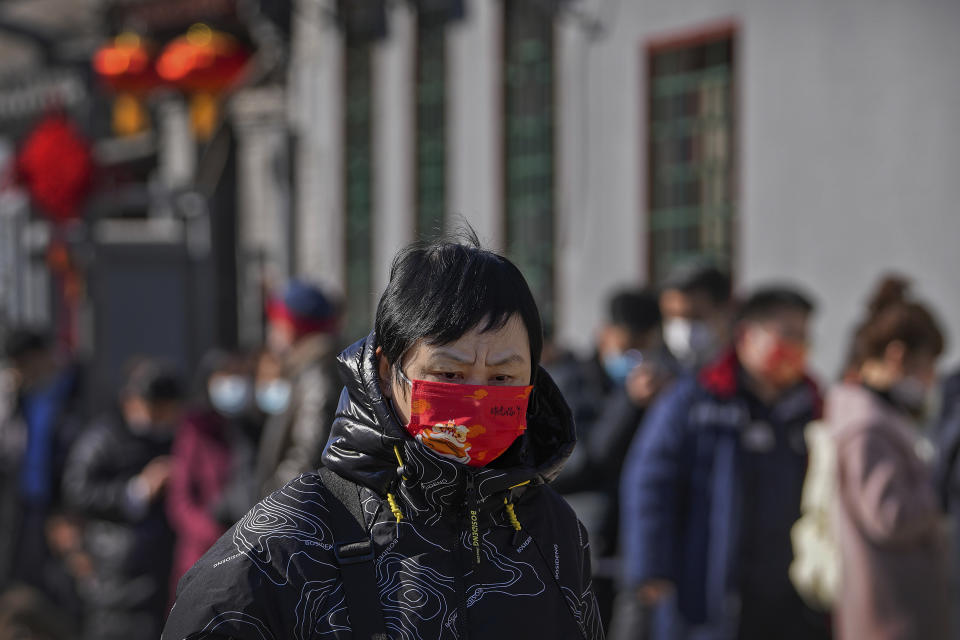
[63,361,184,640]
[164,231,604,640]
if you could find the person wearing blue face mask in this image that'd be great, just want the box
[253,350,292,418]
[549,287,677,631]
[166,350,262,604]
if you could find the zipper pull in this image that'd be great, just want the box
[465,473,481,565]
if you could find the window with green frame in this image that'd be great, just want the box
[415,14,446,240]
[648,32,736,284]
[344,41,374,340]
[504,0,555,326]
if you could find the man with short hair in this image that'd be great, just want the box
[621,287,830,640]
[659,263,734,373]
[165,233,603,639]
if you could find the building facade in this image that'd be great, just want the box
[289,0,960,377]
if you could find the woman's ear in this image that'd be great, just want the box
[375,347,393,399]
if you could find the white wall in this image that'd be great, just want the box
[289,0,960,379]
[372,3,416,298]
[555,0,960,378]
[289,0,345,293]
[447,0,504,250]
[740,0,960,379]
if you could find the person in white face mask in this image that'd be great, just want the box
[659,263,734,373]
[830,275,951,640]
[167,350,261,603]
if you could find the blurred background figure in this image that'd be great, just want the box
[551,287,676,629]
[61,360,183,640]
[0,585,74,640]
[621,286,829,640]
[0,328,83,615]
[659,263,735,374]
[831,277,951,640]
[936,364,960,577]
[167,349,262,601]
[255,280,342,497]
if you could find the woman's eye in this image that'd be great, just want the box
[439,372,461,381]
[492,375,511,383]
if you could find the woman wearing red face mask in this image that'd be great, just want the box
[164,230,603,640]
[829,277,951,640]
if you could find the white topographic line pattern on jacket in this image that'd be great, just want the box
[198,457,590,640]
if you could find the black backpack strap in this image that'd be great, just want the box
[318,467,389,640]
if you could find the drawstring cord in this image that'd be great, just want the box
[385,444,532,547]
[503,499,521,531]
[505,480,530,545]
[386,445,406,536]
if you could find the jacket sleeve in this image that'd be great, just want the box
[576,518,606,640]
[62,425,144,522]
[585,388,646,485]
[838,428,941,546]
[167,420,225,545]
[620,381,692,587]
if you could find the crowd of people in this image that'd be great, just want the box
[0,280,343,640]
[0,234,957,640]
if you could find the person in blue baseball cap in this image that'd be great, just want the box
[254,279,343,497]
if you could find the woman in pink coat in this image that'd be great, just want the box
[166,351,263,602]
[831,277,952,640]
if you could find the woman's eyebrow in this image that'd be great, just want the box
[486,353,525,367]
[428,348,475,365]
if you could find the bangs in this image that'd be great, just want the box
[375,234,543,374]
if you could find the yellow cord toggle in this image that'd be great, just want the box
[387,492,404,523]
[393,445,408,481]
[387,445,405,528]
[503,498,522,531]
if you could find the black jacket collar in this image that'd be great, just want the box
[321,332,577,514]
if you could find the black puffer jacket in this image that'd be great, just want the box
[164,333,604,640]
[62,412,175,640]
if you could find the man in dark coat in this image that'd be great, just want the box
[62,361,183,640]
[620,287,830,640]
[164,233,604,639]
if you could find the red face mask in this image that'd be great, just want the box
[763,339,808,388]
[401,378,533,467]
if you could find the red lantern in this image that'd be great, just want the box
[16,114,95,223]
[93,33,160,93]
[156,24,250,93]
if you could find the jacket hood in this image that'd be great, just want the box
[321,332,577,511]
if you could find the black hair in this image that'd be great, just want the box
[662,262,732,306]
[737,286,815,324]
[122,359,184,403]
[608,288,662,335]
[3,328,51,362]
[374,228,543,377]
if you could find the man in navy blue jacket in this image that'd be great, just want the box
[620,287,831,640]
